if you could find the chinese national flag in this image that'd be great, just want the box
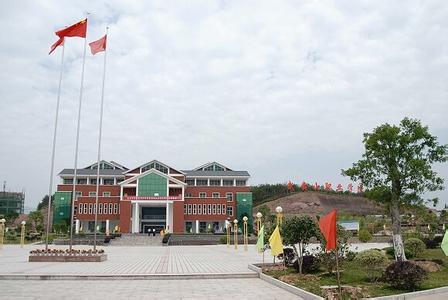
[89,35,107,55]
[49,37,64,55]
[319,209,337,251]
[55,19,87,38]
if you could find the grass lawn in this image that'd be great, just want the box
[265,249,448,298]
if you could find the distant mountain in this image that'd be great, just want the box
[254,191,384,216]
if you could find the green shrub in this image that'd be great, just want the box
[384,261,427,290]
[293,255,320,273]
[358,229,373,243]
[354,249,388,282]
[384,246,413,259]
[162,233,171,244]
[404,238,426,258]
[219,236,227,244]
[346,251,357,261]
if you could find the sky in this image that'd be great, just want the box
[0,0,447,212]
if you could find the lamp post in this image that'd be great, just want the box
[256,212,262,235]
[226,218,231,248]
[233,219,238,250]
[243,216,248,251]
[0,218,5,249]
[275,206,283,226]
[20,221,26,248]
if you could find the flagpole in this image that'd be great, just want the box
[94,28,108,251]
[45,42,65,251]
[69,19,88,251]
[335,247,342,295]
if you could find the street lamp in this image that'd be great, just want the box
[20,221,26,248]
[0,218,5,249]
[256,212,262,235]
[275,206,283,226]
[243,216,248,251]
[233,219,238,250]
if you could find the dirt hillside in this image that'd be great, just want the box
[254,191,384,216]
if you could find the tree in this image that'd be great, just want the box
[282,215,319,274]
[28,210,44,232]
[37,195,53,211]
[342,118,447,261]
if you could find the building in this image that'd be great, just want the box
[54,160,252,234]
[0,191,25,215]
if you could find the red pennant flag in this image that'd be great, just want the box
[49,37,64,55]
[89,35,107,55]
[319,209,337,251]
[55,19,87,38]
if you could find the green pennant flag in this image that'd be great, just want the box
[442,230,448,256]
[256,225,265,252]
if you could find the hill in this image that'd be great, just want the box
[254,191,385,216]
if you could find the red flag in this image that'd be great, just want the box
[55,19,87,38]
[319,209,337,251]
[89,35,107,55]
[49,37,64,55]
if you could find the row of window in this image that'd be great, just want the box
[74,191,113,198]
[185,192,233,201]
[63,178,123,185]
[78,203,119,215]
[184,204,233,216]
[185,179,246,186]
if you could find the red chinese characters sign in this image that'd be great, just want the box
[123,196,182,201]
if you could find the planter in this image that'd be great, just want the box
[29,254,107,262]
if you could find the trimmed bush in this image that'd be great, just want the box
[162,233,171,244]
[354,249,388,281]
[358,229,373,243]
[293,255,320,273]
[404,238,426,258]
[384,261,427,290]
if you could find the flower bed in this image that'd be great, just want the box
[28,248,107,262]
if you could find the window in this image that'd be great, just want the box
[103,192,111,197]
[196,179,208,186]
[185,221,192,233]
[77,178,87,185]
[75,191,82,200]
[89,192,96,197]
[204,165,214,171]
[217,205,221,215]
[103,178,114,185]
[184,204,187,214]
[90,178,97,185]
[212,204,216,215]
[223,179,233,186]
[203,204,207,215]
[227,206,233,216]
[114,203,118,214]
[199,192,206,198]
[186,179,195,186]
[221,204,226,214]
[99,203,103,214]
[236,180,246,186]
[193,204,197,215]
[63,179,73,184]
[109,203,113,214]
[141,162,168,174]
[185,193,192,198]
[208,204,212,215]
[84,204,88,214]
[226,193,233,202]
[198,204,202,214]
[199,222,206,233]
[212,192,220,198]
[93,204,97,214]
[188,204,192,215]
[89,204,93,214]
[78,203,83,214]
[209,179,220,186]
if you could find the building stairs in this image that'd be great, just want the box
[109,234,163,246]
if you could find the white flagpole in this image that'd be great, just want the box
[45,42,65,251]
[69,19,88,251]
[94,28,109,251]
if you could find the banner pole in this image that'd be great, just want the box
[45,42,65,251]
[93,28,108,251]
[69,18,88,251]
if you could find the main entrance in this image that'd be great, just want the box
[140,206,166,233]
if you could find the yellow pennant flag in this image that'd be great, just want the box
[269,225,284,256]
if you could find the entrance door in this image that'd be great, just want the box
[140,206,166,233]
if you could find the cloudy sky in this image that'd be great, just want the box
[1,0,447,211]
